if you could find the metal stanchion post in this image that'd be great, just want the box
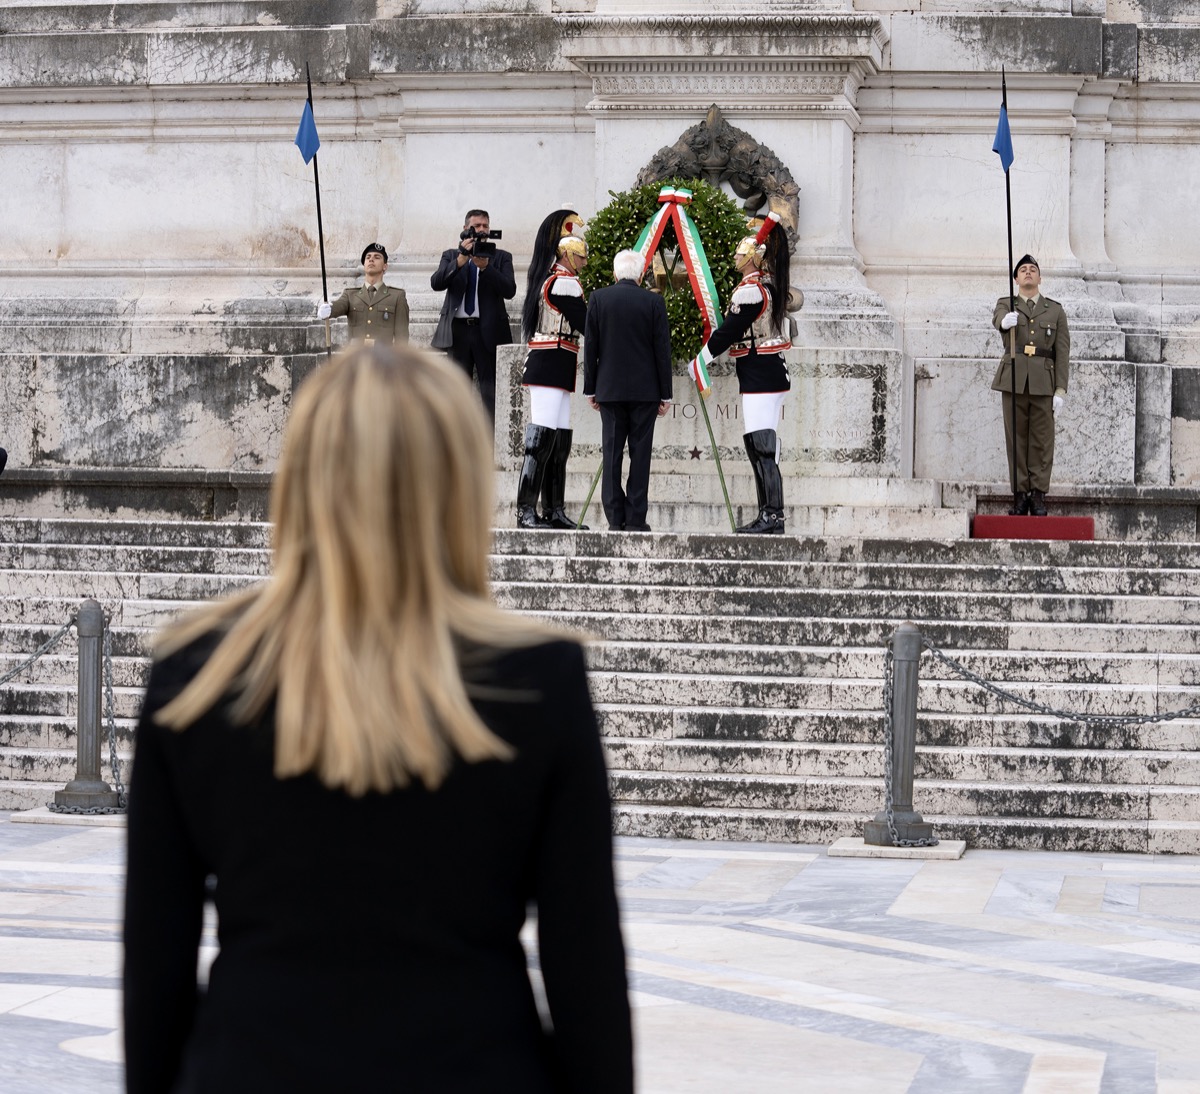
[53,599,120,812]
[864,622,935,846]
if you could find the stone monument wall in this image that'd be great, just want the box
[2,1,1200,491]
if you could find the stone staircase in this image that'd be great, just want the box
[2,517,1199,852]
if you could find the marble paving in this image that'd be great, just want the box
[3,815,1200,1093]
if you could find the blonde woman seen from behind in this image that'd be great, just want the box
[123,343,633,1094]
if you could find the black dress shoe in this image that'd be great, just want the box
[1009,492,1029,516]
[625,523,652,532]
[1028,489,1048,516]
[608,523,625,531]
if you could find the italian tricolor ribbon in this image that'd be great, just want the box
[634,187,725,393]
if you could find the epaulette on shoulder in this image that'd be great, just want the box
[553,275,584,298]
[732,283,766,308]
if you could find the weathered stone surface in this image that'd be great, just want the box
[886,15,1103,74]
[1138,25,1200,84]
[0,27,363,88]
[0,1,376,34]
[914,358,1136,486]
[6,354,290,470]
[371,15,568,74]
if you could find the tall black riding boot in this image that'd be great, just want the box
[735,432,766,532]
[540,428,589,530]
[516,424,556,529]
[736,429,785,535]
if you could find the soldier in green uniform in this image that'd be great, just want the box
[317,243,410,346]
[991,254,1069,516]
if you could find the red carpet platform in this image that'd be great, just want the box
[972,514,1095,541]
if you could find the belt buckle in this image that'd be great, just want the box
[1023,345,1036,356]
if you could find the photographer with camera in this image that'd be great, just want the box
[431,208,517,424]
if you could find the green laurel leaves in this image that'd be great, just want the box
[582,177,747,362]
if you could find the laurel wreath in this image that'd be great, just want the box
[582,177,748,363]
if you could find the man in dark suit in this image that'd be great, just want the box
[583,249,672,531]
[430,208,517,422]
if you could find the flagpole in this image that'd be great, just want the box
[578,460,604,529]
[305,62,331,356]
[697,392,736,532]
[1001,68,1018,501]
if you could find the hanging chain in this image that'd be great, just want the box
[0,616,77,687]
[921,638,1200,726]
[104,624,128,808]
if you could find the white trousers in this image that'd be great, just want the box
[528,386,573,429]
[742,392,787,460]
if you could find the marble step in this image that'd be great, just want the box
[1,685,146,720]
[494,583,1200,626]
[0,624,154,658]
[0,746,131,787]
[490,530,1200,569]
[7,516,1200,571]
[0,780,76,812]
[0,542,271,576]
[10,667,1194,724]
[494,501,970,539]
[0,654,149,689]
[497,470,947,509]
[602,738,1200,786]
[0,715,137,750]
[611,804,1200,855]
[0,570,261,601]
[609,770,1196,823]
[7,551,1200,602]
[584,642,1199,686]
[586,671,1200,719]
[8,641,1193,689]
[7,631,1188,680]
[4,598,1199,658]
[489,555,1200,597]
[10,579,1200,631]
[594,706,1200,751]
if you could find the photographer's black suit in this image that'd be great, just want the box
[431,247,517,422]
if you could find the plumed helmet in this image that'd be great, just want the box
[734,212,781,260]
[557,235,588,260]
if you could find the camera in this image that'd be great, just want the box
[460,226,503,257]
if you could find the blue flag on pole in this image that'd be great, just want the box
[992,103,1013,172]
[295,101,320,164]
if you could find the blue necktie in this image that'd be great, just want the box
[465,261,477,315]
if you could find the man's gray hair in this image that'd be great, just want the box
[612,250,644,283]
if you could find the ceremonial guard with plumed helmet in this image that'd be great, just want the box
[687,213,796,534]
[515,210,590,530]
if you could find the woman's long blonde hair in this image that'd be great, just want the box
[153,342,554,795]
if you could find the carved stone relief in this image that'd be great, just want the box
[635,104,800,246]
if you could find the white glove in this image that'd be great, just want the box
[1000,311,1018,330]
[687,357,701,383]
[317,301,332,320]
[1053,394,1064,414]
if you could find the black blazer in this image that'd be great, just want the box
[124,635,632,1094]
[583,279,672,402]
[430,248,517,350]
